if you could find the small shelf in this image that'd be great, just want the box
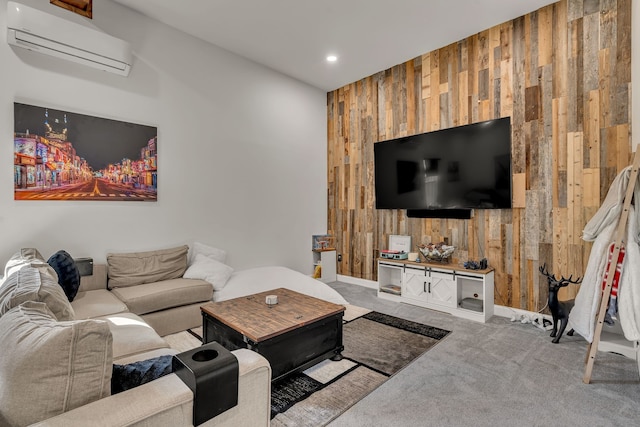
[312,245,336,283]
[379,284,401,295]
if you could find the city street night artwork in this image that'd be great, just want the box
[14,102,157,201]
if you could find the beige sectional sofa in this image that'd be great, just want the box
[0,248,271,427]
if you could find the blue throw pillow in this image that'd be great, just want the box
[111,355,174,394]
[47,250,81,302]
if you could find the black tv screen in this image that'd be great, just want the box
[374,118,512,213]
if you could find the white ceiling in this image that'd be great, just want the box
[112,0,558,92]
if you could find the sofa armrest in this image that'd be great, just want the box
[30,349,271,427]
[78,264,108,292]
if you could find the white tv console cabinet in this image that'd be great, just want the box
[377,258,494,323]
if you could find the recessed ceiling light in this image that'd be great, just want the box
[326,55,338,62]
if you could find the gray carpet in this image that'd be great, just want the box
[327,281,640,427]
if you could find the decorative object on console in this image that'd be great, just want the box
[464,258,488,270]
[418,242,455,263]
[389,235,411,252]
[380,250,408,260]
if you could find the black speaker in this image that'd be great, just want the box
[74,257,93,276]
[406,209,473,219]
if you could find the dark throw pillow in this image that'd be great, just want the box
[47,250,81,302]
[111,355,174,394]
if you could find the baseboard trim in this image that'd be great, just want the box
[339,274,551,321]
[337,274,377,289]
[493,305,551,322]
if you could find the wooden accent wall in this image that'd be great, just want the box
[326,0,632,312]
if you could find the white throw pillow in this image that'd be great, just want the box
[188,241,227,265]
[184,253,233,291]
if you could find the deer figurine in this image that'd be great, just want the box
[539,264,582,343]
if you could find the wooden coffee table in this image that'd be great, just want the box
[201,288,345,382]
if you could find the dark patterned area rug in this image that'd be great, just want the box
[270,311,450,427]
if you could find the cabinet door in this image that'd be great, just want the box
[428,270,456,307]
[403,267,427,301]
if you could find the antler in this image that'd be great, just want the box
[559,274,582,285]
[539,264,582,286]
[539,263,554,279]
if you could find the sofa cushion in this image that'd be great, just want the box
[3,247,47,278]
[95,312,170,361]
[107,245,189,288]
[184,253,234,290]
[110,277,213,315]
[71,289,129,319]
[47,249,81,302]
[0,263,75,321]
[0,301,112,426]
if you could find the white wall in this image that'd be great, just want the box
[0,0,328,274]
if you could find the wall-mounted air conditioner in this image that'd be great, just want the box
[6,1,132,76]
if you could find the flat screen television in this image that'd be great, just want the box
[374,117,512,218]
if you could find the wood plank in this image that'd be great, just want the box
[553,207,568,276]
[512,173,526,208]
[567,131,583,245]
[553,0,568,99]
[615,0,631,85]
[582,11,599,92]
[430,50,441,131]
[537,5,553,67]
[585,90,600,168]
[406,60,416,135]
[525,86,540,121]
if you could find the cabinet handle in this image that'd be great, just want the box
[424,281,427,293]
[428,282,431,293]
